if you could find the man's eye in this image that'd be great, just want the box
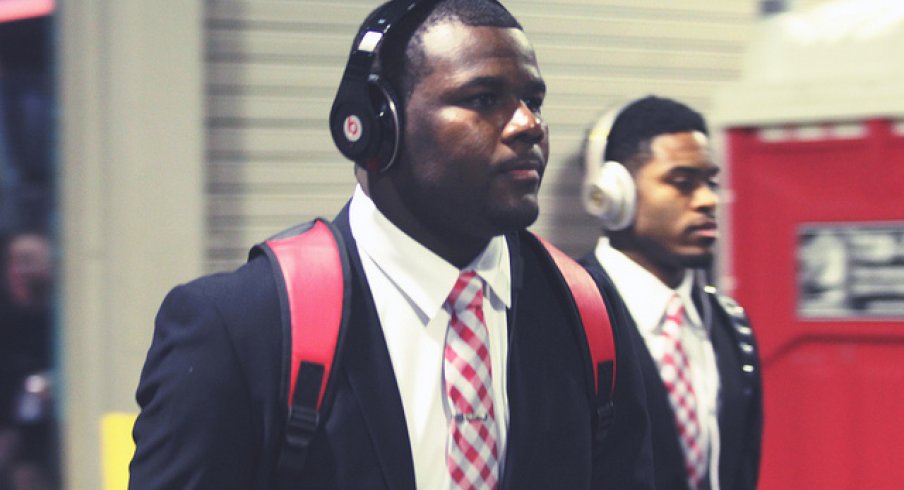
[670,177,696,192]
[523,97,543,114]
[465,93,499,108]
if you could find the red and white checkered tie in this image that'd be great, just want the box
[660,294,707,489]
[444,270,499,490]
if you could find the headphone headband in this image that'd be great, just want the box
[583,102,625,175]
[347,0,425,75]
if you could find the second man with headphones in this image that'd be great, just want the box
[579,95,764,490]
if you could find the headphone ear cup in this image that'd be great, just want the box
[328,76,401,173]
[581,160,636,231]
[330,77,380,166]
[365,77,402,172]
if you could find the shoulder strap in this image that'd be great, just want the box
[533,234,617,440]
[251,218,351,488]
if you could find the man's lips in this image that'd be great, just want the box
[507,167,541,180]
[500,155,545,180]
[688,221,718,239]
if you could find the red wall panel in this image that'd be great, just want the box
[727,120,904,489]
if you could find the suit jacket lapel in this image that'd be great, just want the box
[505,233,524,341]
[501,234,597,489]
[630,309,690,486]
[710,308,745,484]
[333,207,416,490]
[500,234,522,488]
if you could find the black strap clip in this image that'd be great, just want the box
[593,400,616,443]
[277,362,325,482]
[592,360,616,442]
[284,405,320,451]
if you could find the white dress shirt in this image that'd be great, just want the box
[594,237,722,490]
[349,185,511,489]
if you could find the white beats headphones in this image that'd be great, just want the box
[581,101,637,231]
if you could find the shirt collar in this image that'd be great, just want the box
[349,185,511,320]
[593,237,704,334]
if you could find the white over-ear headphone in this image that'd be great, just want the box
[581,101,637,231]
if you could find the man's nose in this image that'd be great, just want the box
[694,183,719,210]
[503,101,545,144]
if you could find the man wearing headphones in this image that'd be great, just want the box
[579,95,763,490]
[129,1,654,489]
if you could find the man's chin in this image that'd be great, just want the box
[681,251,714,269]
[488,202,540,234]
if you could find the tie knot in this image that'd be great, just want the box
[664,294,685,329]
[447,270,484,313]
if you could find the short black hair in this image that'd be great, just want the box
[605,96,709,171]
[377,0,522,102]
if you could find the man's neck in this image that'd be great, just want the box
[361,179,489,268]
[617,249,683,289]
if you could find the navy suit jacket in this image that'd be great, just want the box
[129,208,655,489]
[580,253,763,490]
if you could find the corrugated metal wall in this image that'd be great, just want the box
[204,0,759,272]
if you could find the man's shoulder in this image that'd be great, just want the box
[575,249,608,278]
[151,253,285,380]
[701,285,751,326]
[575,251,621,298]
[159,253,280,330]
[699,285,762,373]
[180,253,275,302]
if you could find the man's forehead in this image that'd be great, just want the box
[419,20,534,62]
[651,131,710,152]
[649,131,716,166]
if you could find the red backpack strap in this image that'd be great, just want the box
[533,234,617,439]
[252,218,350,487]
